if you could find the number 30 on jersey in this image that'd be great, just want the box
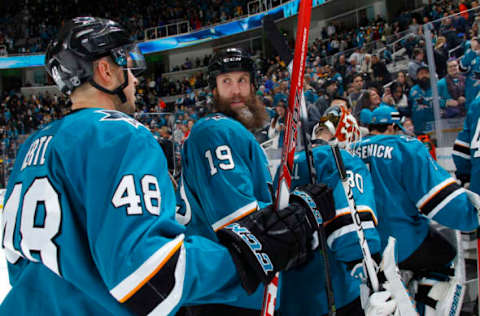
[346,170,364,193]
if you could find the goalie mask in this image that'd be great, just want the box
[45,17,146,103]
[312,105,361,147]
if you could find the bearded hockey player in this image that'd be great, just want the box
[0,19,322,316]
[176,47,336,315]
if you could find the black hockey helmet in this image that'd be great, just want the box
[208,47,257,89]
[45,17,146,102]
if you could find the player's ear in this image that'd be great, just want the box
[94,58,115,85]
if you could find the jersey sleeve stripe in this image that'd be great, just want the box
[418,182,462,216]
[125,245,186,315]
[454,139,470,148]
[326,221,376,248]
[416,178,457,209]
[452,150,471,160]
[453,141,471,158]
[110,234,185,303]
[426,187,466,219]
[324,206,377,226]
[325,210,376,238]
[212,201,259,232]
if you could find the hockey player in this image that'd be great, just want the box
[452,95,480,193]
[279,100,382,316]
[459,37,480,107]
[354,105,478,315]
[177,47,337,315]
[0,19,323,316]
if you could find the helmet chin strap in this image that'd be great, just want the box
[89,69,129,103]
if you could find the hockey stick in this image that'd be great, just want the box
[299,92,337,316]
[263,13,336,316]
[330,144,380,292]
[261,1,312,315]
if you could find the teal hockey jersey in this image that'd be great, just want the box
[0,108,250,316]
[278,145,381,315]
[179,113,275,310]
[354,134,478,262]
[453,97,480,194]
[460,48,480,106]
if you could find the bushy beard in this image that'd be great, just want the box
[213,89,268,130]
[418,77,431,90]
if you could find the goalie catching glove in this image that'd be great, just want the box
[217,183,335,294]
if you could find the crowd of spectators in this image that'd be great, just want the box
[143,71,209,97]
[155,5,428,98]
[293,0,480,137]
[0,0,248,54]
[1,0,479,186]
[170,55,212,72]
[0,90,69,186]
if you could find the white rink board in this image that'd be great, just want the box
[436,147,456,173]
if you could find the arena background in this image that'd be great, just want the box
[0,0,478,312]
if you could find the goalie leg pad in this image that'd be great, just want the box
[421,278,464,316]
[379,237,418,316]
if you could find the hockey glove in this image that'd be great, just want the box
[290,183,336,232]
[216,183,334,294]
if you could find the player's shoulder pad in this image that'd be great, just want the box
[373,134,420,150]
[294,145,331,165]
[188,113,253,144]
[60,108,153,146]
[192,113,244,131]
[312,145,334,161]
[392,135,430,160]
[396,135,423,146]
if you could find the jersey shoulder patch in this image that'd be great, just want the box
[57,108,155,153]
[95,110,146,129]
